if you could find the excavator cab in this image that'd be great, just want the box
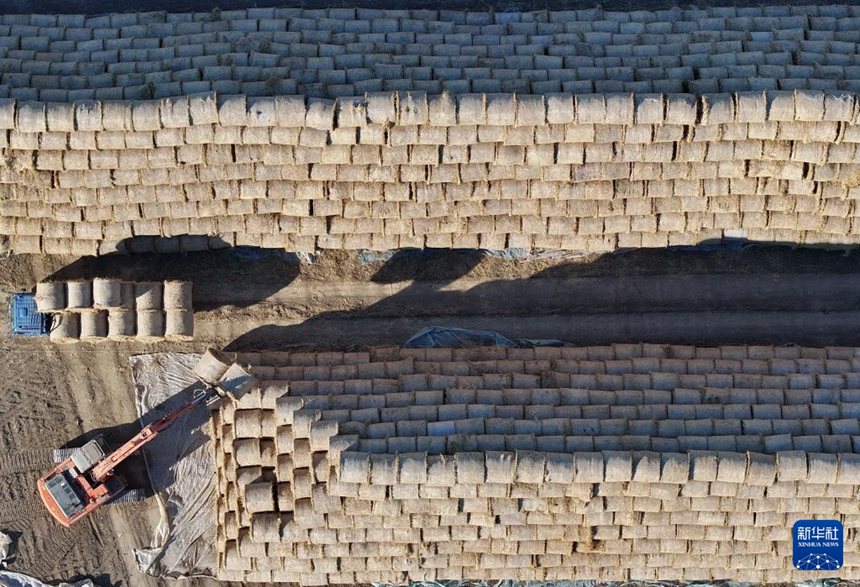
[38,439,125,527]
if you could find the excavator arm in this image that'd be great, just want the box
[90,386,218,482]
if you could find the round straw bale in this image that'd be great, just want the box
[251,511,281,541]
[398,452,427,484]
[223,540,251,571]
[603,451,633,482]
[690,451,719,481]
[92,278,122,308]
[222,363,260,401]
[225,511,239,540]
[365,92,395,125]
[335,97,366,127]
[398,91,428,125]
[665,93,697,125]
[486,93,516,126]
[290,438,310,469]
[777,451,808,481]
[66,280,93,309]
[163,280,193,309]
[237,528,265,558]
[136,310,165,337]
[514,450,545,483]
[428,92,456,126]
[824,92,856,122]
[222,424,234,446]
[35,281,66,311]
[245,481,275,513]
[369,454,397,485]
[767,91,795,121]
[119,282,135,309]
[807,453,838,484]
[485,451,515,484]
[573,452,604,483]
[261,410,277,437]
[455,452,485,484]
[165,309,194,338]
[632,452,661,482]
[194,348,234,385]
[544,453,574,484]
[309,420,338,451]
[234,409,263,438]
[134,282,163,309]
[660,453,690,483]
[222,401,236,425]
[702,93,734,124]
[49,312,80,341]
[234,438,262,467]
[276,425,292,454]
[546,93,575,124]
[746,453,776,486]
[795,89,825,122]
[260,439,277,467]
[716,451,747,483]
[79,309,108,338]
[261,382,288,410]
[339,452,370,483]
[305,98,335,130]
[575,94,606,124]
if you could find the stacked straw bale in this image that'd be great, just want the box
[2,6,860,254]
[35,278,192,341]
[212,344,860,583]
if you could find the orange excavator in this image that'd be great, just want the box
[37,349,257,527]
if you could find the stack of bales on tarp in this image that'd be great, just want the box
[211,345,860,584]
[35,278,193,340]
[1,6,860,255]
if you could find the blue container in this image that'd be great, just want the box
[10,293,49,336]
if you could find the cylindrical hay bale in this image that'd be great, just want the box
[134,282,163,310]
[165,308,194,338]
[339,452,370,483]
[261,410,277,437]
[136,310,165,337]
[35,281,66,312]
[234,438,262,466]
[163,280,192,309]
[49,312,80,341]
[234,409,263,438]
[107,308,135,338]
[79,309,108,339]
[119,282,135,309]
[260,439,277,467]
[245,481,275,514]
[251,512,280,541]
[194,348,234,385]
[66,280,93,309]
[455,452,485,484]
[92,278,122,308]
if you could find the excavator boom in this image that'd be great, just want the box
[90,387,218,481]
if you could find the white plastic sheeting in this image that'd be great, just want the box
[129,352,217,579]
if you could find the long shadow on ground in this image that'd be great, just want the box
[224,242,860,350]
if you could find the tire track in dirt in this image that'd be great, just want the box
[0,448,51,475]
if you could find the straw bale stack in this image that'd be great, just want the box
[209,344,860,583]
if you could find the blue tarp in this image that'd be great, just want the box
[403,326,563,349]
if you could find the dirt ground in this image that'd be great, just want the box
[2,245,860,585]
